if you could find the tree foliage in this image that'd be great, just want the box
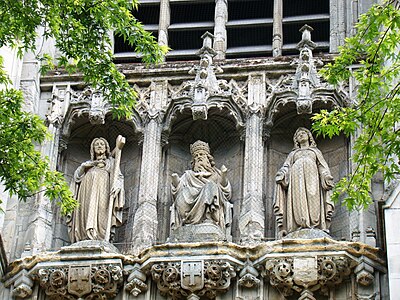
[0,0,166,214]
[312,0,400,210]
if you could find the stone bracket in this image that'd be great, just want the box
[261,254,357,298]
[124,263,148,297]
[150,258,237,299]
[5,269,34,299]
[3,240,385,299]
[31,260,124,299]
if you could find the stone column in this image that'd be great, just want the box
[158,0,170,49]
[239,75,265,243]
[272,0,283,57]
[2,37,61,259]
[131,81,167,253]
[330,0,346,52]
[214,0,228,60]
[0,46,23,233]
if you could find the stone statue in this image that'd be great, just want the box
[67,136,125,243]
[170,140,232,235]
[274,127,334,237]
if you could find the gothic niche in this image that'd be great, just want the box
[67,135,126,243]
[265,115,349,240]
[169,140,232,242]
[274,127,334,238]
[159,109,243,243]
[55,114,143,250]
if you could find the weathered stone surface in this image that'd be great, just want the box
[274,128,334,237]
[0,3,390,298]
[168,223,225,243]
[2,237,385,299]
[151,259,236,299]
[285,228,331,239]
[67,136,125,243]
[170,140,232,241]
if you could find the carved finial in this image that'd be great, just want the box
[197,31,217,57]
[292,25,321,114]
[202,32,213,49]
[297,24,317,50]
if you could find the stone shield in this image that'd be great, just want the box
[181,260,204,292]
[68,265,91,297]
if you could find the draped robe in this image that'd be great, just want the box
[67,157,124,243]
[171,168,232,230]
[274,147,334,236]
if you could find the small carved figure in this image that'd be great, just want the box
[170,140,232,230]
[67,136,125,243]
[274,128,334,237]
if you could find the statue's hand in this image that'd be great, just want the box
[110,186,121,198]
[220,165,228,185]
[82,160,95,168]
[276,171,285,183]
[171,173,180,187]
[324,174,334,189]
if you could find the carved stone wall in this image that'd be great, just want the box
[53,115,143,251]
[0,3,391,299]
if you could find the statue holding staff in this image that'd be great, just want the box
[67,135,125,243]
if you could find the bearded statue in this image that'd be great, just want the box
[170,140,232,239]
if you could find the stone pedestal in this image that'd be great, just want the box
[169,223,226,243]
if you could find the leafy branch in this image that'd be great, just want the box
[312,1,400,210]
[0,0,167,214]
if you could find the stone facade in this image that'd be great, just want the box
[0,0,394,299]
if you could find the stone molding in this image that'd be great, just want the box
[150,259,236,299]
[33,264,123,299]
[263,255,353,298]
[3,231,385,299]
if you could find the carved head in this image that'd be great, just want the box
[293,127,317,149]
[90,137,111,160]
[190,140,215,172]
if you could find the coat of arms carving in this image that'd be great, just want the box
[68,265,91,297]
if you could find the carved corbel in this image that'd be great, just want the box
[33,264,124,299]
[238,260,260,288]
[8,270,34,299]
[150,259,236,299]
[125,263,148,297]
[263,255,354,298]
[88,90,107,125]
[355,260,375,286]
[264,258,295,297]
[71,87,108,125]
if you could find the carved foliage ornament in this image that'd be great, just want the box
[125,263,148,297]
[34,264,123,299]
[151,260,236,299]
[264,256,352,297]
[69,87,108,125]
